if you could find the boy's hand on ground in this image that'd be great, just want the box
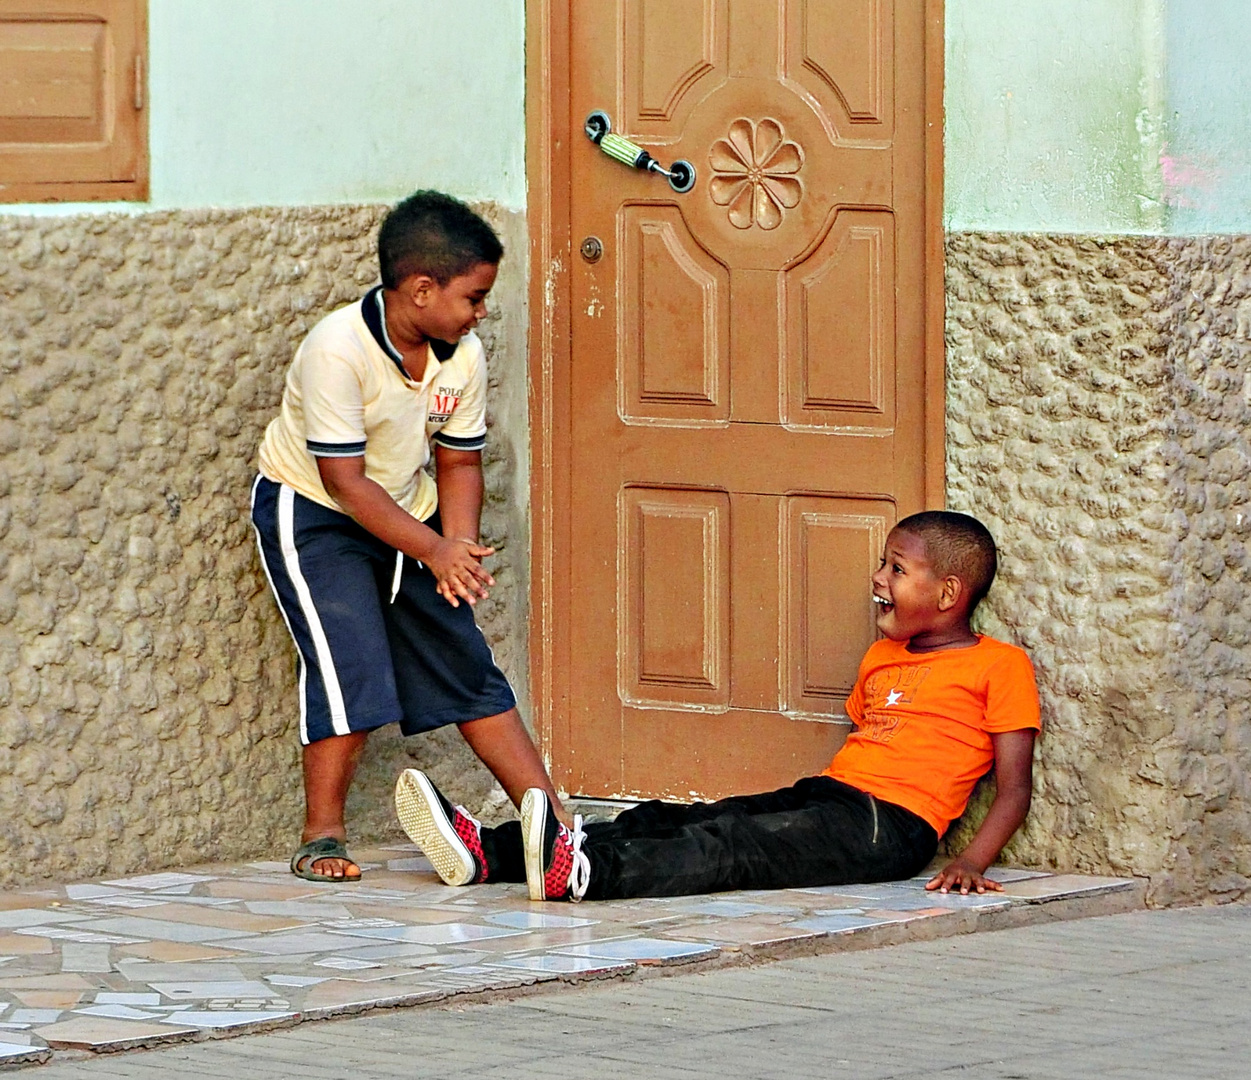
[925,856,1002,895]
[427,538,496,607]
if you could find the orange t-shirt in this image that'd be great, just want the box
[824,635,1040,837]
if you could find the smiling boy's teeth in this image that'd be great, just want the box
[872,595,890,606]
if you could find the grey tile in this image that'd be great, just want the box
[60,943,113,972]
[332,923,528,945]
[329,943,439,961]
[0,909,92,929]
[75,917,247,943]
[243,902,355,918]
[211,931,361,955]
[103,873,214,891]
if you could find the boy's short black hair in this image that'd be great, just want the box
[894,511,998,609]
[378,190,504,289]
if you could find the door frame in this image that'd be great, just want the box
[525,0,947,791]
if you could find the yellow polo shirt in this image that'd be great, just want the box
[257,287,488,521]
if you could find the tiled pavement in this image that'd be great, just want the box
[0,844,1141,1070]
[17,905,1250,1080]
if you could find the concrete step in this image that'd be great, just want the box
[0,847,1143,1069]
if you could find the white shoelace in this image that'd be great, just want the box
[567,814,590,902]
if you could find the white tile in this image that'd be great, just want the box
[246,862,292,873]
[15,927,143,945]
[0,1044,42,1061]
[146,981,276,1000]
[74,1004,162,1021]
[263,975,329,988]
[94,993,162,1006]
[323,918,405,930]
[314,957,379,970]
[553,938,718,962]
[331,942,437,961]
[485,911,598,929]
[64,885,125,900]
[116,962,248,981]
[160,1011,296,1028]
[333,923,526,945]
[7,1010,62,1024]
[487,955,633,975]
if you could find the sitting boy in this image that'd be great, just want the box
[395,511,1040,900]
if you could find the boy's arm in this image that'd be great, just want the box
[926,728,1036,895]
[317,455,495,608]
[432,444,487,549]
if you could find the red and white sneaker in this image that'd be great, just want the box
[394,769,487,887]
[521,788,589,902]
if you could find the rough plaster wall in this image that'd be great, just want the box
[0,203,528,887]
[1152,236,1251,903]
[944,232,1251,905]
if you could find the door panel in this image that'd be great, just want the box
[535,0,943,801]
[782,209,896,427]
[620,486,731,707]
[619,205,731,422]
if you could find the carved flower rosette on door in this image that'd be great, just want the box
[708,118,805,231]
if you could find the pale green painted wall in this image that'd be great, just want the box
[946,0,1251,234]
[4,0,525,216]
[1162,1,1251,234]
[7,1,1249,234]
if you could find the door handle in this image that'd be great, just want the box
[584,111,696,194]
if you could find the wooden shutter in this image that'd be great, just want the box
[0,0,147,201]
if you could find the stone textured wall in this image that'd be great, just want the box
[945,233,1251,905]
[0,203,528,887]
[6,209,1249,904]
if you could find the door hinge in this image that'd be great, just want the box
[133,55,145,111]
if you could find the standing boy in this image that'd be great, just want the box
[399,511,1040,900]
[252,191,566,882]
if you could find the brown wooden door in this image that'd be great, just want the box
[530,0,944,801]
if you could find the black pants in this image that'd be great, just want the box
[478,776,938,901]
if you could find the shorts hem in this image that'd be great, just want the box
[398,694,518,737]
[301,709,402,746]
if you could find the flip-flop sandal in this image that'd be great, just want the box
[290,837,362,883]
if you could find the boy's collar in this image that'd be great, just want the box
[361,286,458,375]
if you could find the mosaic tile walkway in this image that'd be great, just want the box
[0,845,1142,1069]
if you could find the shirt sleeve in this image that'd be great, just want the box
[300,346,368,458]
[843,664,868,726]
[431,337,488,452]
[983,648,1042,733]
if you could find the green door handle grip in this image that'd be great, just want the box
[584,111,696,194]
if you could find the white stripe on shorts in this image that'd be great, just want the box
[277,484,351,738]
[251,476,310,743]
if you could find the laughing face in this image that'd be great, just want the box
[871,528,946,641]
[414,260,498,343]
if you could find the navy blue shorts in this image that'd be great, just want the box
[250,476,517,745]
